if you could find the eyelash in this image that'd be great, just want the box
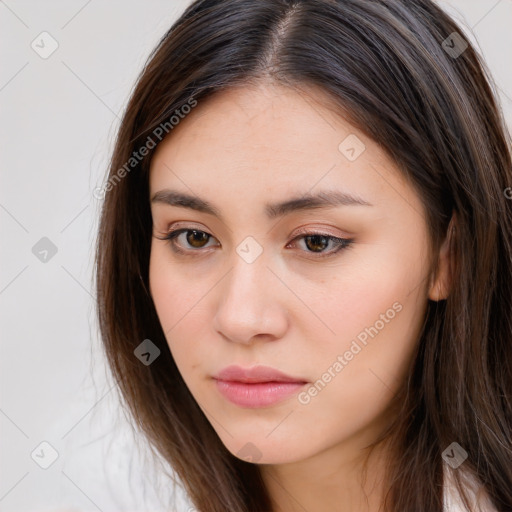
[157,228,353,259]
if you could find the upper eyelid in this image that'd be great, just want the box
[163,226,347,241]
[162,220,349,238]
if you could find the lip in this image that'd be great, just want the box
[215,364,307,383]
[213,365,308,408]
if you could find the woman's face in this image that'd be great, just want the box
[148,82,445,466]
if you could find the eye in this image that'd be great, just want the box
[287,231,353,258]
[158,228,219,254]
[155,228,353,258]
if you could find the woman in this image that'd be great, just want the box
[95,0,512,510]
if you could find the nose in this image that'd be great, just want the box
[212,253,289,345]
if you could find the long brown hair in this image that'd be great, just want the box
[95,1,512,510]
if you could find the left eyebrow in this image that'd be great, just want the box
[151,189,373,222]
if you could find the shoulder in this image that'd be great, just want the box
[443,468,497,512]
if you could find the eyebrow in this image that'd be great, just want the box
[151,189,373,220]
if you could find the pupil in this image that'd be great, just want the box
[306,235,328,252]
[187,230,208,248]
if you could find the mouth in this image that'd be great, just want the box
[212,365,309,408]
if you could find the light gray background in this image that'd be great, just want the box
[1,1,511,511]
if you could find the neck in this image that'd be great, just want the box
[260,428,392,512]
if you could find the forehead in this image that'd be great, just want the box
[151,82,353,168]
[148,83,422,219]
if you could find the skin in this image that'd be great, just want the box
[148,82,452,512]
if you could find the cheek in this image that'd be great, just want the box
[301,236,429,391]
[149,244,210,329]
[303,239,426,346]
[149,244,216,375]
[290,263,427,448]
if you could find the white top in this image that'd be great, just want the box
[444,467,497,512]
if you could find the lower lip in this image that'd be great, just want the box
[214,379,306,408]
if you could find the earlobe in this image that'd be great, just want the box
[428,214,456,302]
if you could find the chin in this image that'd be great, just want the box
[218,434,309,465]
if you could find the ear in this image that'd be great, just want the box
[428,213,456,302]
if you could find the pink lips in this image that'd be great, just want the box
[213,365,308,408]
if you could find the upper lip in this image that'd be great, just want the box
[214,365,308,384]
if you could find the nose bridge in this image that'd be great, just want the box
[222,246,272,317]
[213,241,287,343]
[225,233,271,300]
